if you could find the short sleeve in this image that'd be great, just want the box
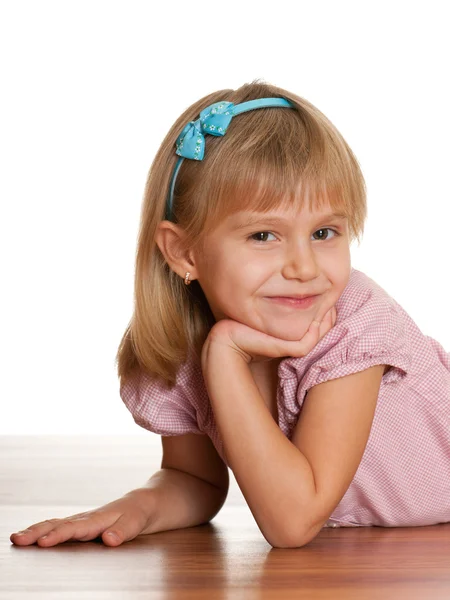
[295,287,413,397]
[120,365,203,437]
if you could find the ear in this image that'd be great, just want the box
[155,221,199,282]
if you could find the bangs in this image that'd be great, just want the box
[204,158,352,233]
[199,140,355,237]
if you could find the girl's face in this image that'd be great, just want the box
[194,202,352,342]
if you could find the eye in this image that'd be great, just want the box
[248,231,277,243]
[248,228,341,244]
[312,228,340,241]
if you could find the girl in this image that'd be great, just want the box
[11,81,450,549]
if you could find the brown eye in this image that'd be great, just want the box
[248,231,276,243]
[313,228,338,240]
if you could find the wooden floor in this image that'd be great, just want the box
[2,436,450,599]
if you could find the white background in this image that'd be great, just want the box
[1,1,449,434]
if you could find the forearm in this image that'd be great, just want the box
[125,468,228,535]
[203,347,317,548]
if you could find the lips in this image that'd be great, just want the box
[266,295,320,309]
[269,294,319,300]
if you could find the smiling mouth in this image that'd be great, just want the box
[271,295,318,300]
[265,295,320,308]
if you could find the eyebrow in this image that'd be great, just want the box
[233,212,348,230]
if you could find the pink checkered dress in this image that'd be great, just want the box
[120,268,450,528]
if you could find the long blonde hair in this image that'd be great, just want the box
[115,79,367,389]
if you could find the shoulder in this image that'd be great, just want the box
[335,268,409,344]
[119,350,208,436]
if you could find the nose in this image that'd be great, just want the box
[281,239,320,281]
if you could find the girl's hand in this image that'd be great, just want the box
[9,490,157,547]
[202,305,337,367]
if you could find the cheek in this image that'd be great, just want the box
[330,267,352,299]
[225,255,264,286]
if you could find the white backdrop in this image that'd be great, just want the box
[1,1,449,434]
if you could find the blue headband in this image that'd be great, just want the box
[165,97,295,221]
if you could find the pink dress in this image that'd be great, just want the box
[120,268,450,529]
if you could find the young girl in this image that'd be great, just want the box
[11,81,450,549]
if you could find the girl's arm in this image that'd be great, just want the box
[11,431,230,547]
[203,343,385,549]
[127,431,229,534]
[129,466,228,535]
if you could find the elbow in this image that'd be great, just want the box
[269,531,315,549]
[266,520,323,549]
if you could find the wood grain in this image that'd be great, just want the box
[2,435,450,599]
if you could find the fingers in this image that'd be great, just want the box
[100,513,146,546]
[10,518,61,545]
[330,306,337,325]
[309,306,336,339]
[10,513,101,547]
[314,301,337,325]
[10,501,150,547]
[35,516,97,547]
[294,308,334,358]
[318,306,336,338]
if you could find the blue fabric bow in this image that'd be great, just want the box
[166,97,295,221]
[175,101,235,160]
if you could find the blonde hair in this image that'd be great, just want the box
[115,79,367,389]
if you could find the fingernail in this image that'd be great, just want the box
[40,535,48,539]
[107,532,119,541]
